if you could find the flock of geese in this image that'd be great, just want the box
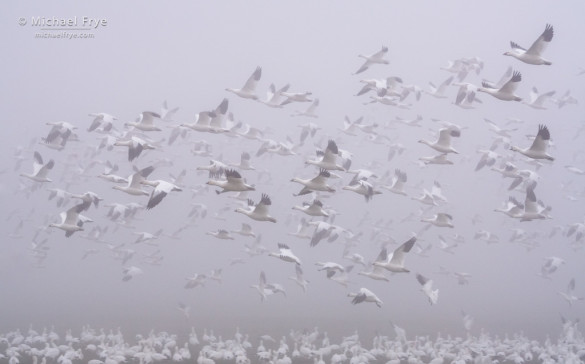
[8,19,585,362]
[0,320,583,364]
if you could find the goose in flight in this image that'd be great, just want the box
[142,180,182,209]
[517,187,548,222]
[342,180,382,202]
[291,169,336,196]
[20,151,54,183]
[353,45,389,75]
[268,243,302,265]
[372,236,416,272]
[114,136,156,162]
[112,166,155,196]
[558,279,584,306]
[478,71,522,101]
[87,112,117,132]
[292,199,329,217]
[416,273,439,305]
[206,229,235,240]
[291,98,319,118]
[348,287,383,308]
[504,24,553,65]
[523,87,555,109]
[125,111,162,131]
[510,124,554,161]
[280,91,313,106]
[425,76,454,98]
[207,169,255,194]
[235,193,276,223]
[418,127,460,154]
[421,212,454,228]
[305,140,346,171]
[48,203,89,237]
[258,83,290,108]
[382,169,408,196]
[289,264,309,292]
[231,223,256,238]
[122,266,143,281]
[226,66,262,100]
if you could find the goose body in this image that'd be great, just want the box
[348,288,383,307]
[373,236,416,272]
[478,71,522,101]
[269,243,302,265]
[235,194,276,223]
[418,127,460,154]
[510,124,554,161]
[226,66,262,100]
[20,151,54,183]
[504,24,553,65]
[112,166,154,196]
[207,169,255,194]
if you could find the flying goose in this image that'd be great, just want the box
[20,151,54,183]
[231,223,256,238]
[305,140,346,171]
[235,194,276,223]
[348,287,383,307]
[112,166,155,196]
[421,212,454,228]
[291,169,336,196]
[88,112,117,132]
[125,111,162,131]
[510,124,554,161]
[114,136,156,162]
[206,229,235,240]
[425,76,454,98]
[289,264,309,292]
[226,66,262,100]
[142,180,182,209]
[291,98,320,118]
[48,203,90,237]
[416,273,439,305]
[353,45,389,75]
[418,127,460,154]
[268,243,302,265]
[292,199,329,217]
[372,236,416,272]
[504,24,553,65]
[478,71,522,101]
[558,279,584,306]
[342,180,382,202]
[280,91,313,106]
[207,169,255,194]
[382,169,407,195]
[258,83,290,108]
[523,87,555,109]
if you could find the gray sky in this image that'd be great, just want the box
[1,1,584,341]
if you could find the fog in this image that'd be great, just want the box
[1,1,584,343]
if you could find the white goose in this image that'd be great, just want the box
[292,199,329,217]
[291,98,319,118]
[87,112,117,132]
[517,187,548,222]
[289,264,309,292]
[418,127,460,154]
[125,111,162,131]
[353,45,389,75]
[268,243,302,265]
[382,169,407,195]
[523,87,555,109]
[510,124,554,161]
[207,169,255,194]
[372,236,416,272]
[291,169,336,196]
[421,212,454,228]
[231,223,256,238]
[425,76,454,98]
[342,180,382,202]
[280,91,313,106]
[143,180,182,209]
[416,273,439,305]
[48,203,88,237]
[206,229,235,240]
[112,166,155,196]
[258,83,290,108]
[235,194,276,223]
[226,66,262,100]
[504,24,553,65]
[114,136,156,162]
[348,288,383,308]
[478,70,522,101]
[20,151,54,183]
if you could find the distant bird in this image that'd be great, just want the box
[231,223,256,238]
[353,46,389,74]
[235,194,277,223]
[184,273,207,289]
[504,24,553,65]
[510,124,554,161]
[382,169,408,196]
[226,66,262,100]
[291,98,320,118]
[268,243,302,265]
[421,212,454,228]
[558,279,584,306]
[258,83,290,108]
[114,136,156,162]
[20,151,54,183]
[342,180,382,202]
[517,187,548,222]
[372,236,416,272]
[291,169,336,196]
[143,180,182,210]
[478,71,522,101]
[207,169,255,194]
[206,229,235,240]
[112,166,154,196]
[292,199,329,217]
[280,91,313,106]
[523,87,555,109]
[425,76,454,98]
[122,266,143,281]
[289,264,309,292]
[125,111,162,131]
[87,112,117,132]
[418,127,460,154]
[348,287,383,307]
[48,203,89,237]
[416,273,439,305]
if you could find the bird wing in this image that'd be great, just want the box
[529,124,550,152]
[525,24,553,56]
[499,71,522,94]
[242,66,262,93]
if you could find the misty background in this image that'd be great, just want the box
[1,1,584,342]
